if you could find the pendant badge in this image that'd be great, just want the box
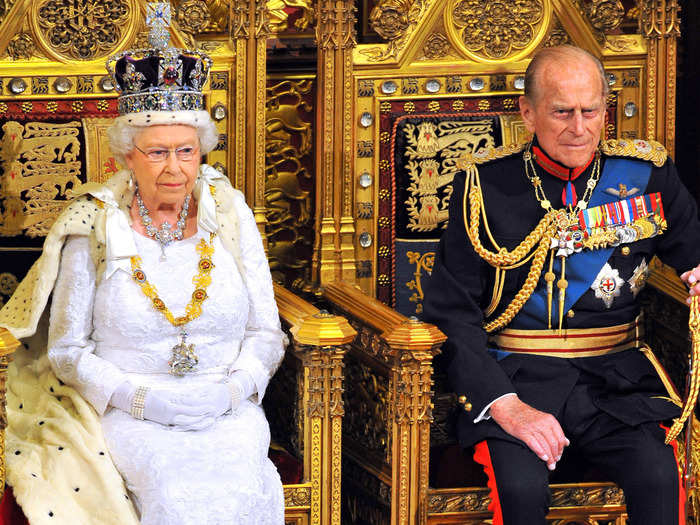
[628,259,650,297]
[169,329,198,376]
[591,263,624,309]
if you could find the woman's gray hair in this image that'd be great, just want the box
[107,111,219,166]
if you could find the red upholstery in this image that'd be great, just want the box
[0,488,28,525]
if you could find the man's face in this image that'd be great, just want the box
[519,57,606,168]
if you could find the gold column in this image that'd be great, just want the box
[313,0,357,285]
[641,0,680,157]
[231,0,271,241]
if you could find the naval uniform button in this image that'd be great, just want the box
[458,395,467,405]
[567,309,575,318]
[464,402,472,412]
[621,246,630,256]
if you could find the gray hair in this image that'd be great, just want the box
[524,45,609,103]
[107,114,219,166]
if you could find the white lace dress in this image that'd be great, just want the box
[46,196,285,525]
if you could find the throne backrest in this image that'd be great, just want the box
[348,0,673,318]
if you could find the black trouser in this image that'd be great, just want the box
[477,420,682,525]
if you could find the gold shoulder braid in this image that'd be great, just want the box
[600,138,667,167]
[131,232,216,376]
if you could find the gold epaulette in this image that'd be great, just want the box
[457,142,527,169]
[600,138,668,168]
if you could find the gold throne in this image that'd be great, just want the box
[0,1,354,524]
[314,1,699,524]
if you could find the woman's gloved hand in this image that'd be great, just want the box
[109,381,231,430]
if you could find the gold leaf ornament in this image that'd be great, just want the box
[447,0,550,62]
[369,0,411,41]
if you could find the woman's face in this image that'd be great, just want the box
[125,124,201,206]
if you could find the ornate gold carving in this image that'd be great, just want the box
[640,0,680,38]
[231,0,251,39]
[255,0,273,38]
[369,0,410,41]
[265,79,314,289]
[284,486,312,507]
[428,490,491,513]
[550,484,625,507]
[0,121,82,237]
[446,0,551,62]
[544,20,570,47]
[406,251,434,315]
[423,32,450,59]
[404,120,495,232]
[359,0,431,61]
[176,0,211,44]
[34,0,131,60]
[584,0,625,32]
[6,33,36,60]
[606,35,642,52]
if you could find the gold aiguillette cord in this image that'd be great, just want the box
[544,249,555,330]
[556,256,568,334]
[666,296,700,445]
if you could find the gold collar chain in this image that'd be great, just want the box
[522,145,602,333]
[130,232,216,375]
[522,144,601,217]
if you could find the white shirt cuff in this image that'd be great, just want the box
[473,392,517,423]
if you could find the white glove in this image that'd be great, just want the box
[109,381,231,429]
[227,370,256,411]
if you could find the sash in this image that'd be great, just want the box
[508,157,653,330]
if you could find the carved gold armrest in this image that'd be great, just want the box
[272,283,355,525]
[647,256,688,305]
[321,281,445,525]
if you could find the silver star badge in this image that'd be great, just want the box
[591,263,624,308]
[628,259,649,297]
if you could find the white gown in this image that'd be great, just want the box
[46,196,285,525]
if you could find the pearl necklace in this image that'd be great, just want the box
[136,191,191,260]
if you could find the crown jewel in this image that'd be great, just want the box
[106,2,212,116]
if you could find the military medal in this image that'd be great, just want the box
[628,259,650,297]
[592,263,624,308]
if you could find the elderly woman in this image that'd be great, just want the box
[0,32,284,525]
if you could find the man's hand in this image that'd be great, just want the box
[680,265,700,302]
[489,395,569,470]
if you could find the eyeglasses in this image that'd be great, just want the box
[134,144,200,163]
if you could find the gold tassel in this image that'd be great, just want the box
[666,296,700,444]
[544,250,555,330]
[556,256,568,334]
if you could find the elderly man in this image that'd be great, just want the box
[423,45,700,525]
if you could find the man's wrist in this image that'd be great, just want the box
[474,392,517,423]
